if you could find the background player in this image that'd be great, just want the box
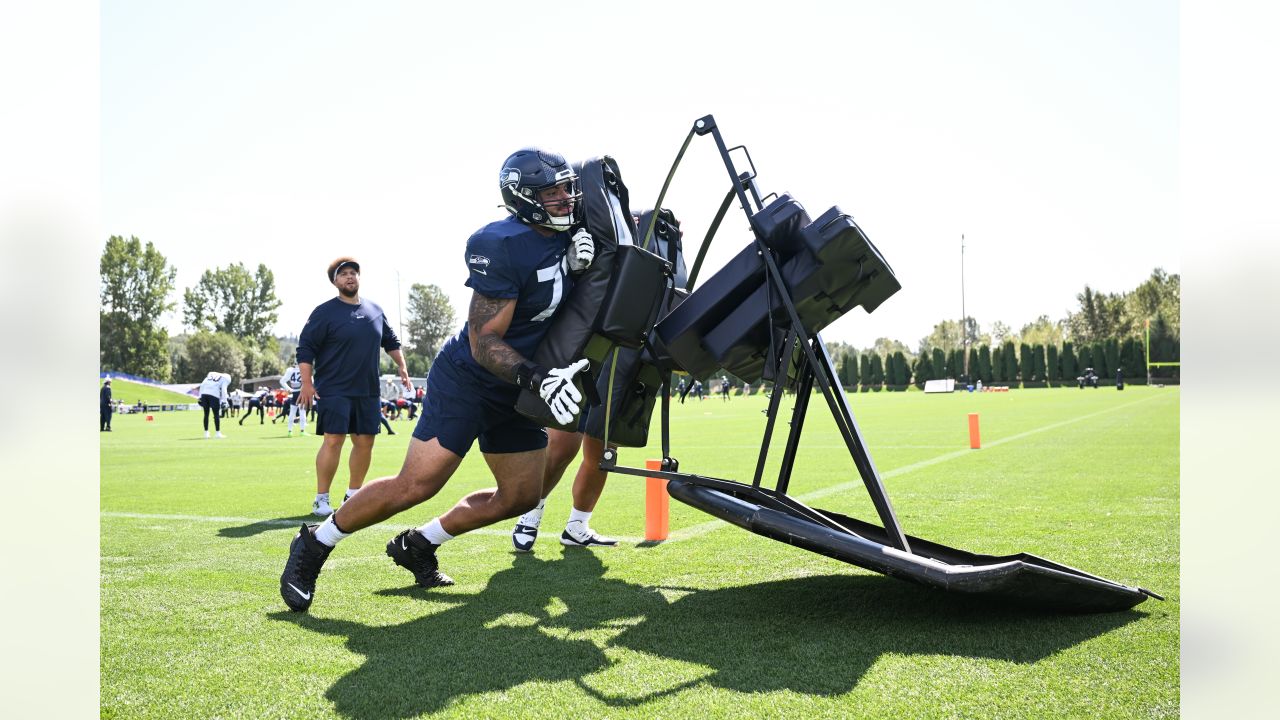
[280,363,307,436]
[197,371,231,438]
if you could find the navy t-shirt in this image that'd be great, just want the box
[296,297,401,397]
[439,216,572,392]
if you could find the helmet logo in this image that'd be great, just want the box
[500,168,520,190]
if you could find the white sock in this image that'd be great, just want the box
[518,498,547,527]
[416,517,454,546]
[345,487,359,500]
[568,507,592,526]
[313,515,350,547]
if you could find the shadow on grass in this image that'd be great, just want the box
[270,551,1143,719]
[218,516,317,538]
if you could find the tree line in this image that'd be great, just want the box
[99,236,456,387]
[827,267,1179,390]
[835,330,1179,391]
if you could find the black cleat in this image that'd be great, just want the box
[280,524,332,612]
[386,529,455,588]
[560,522,619,548]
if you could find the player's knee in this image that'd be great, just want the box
[505,486,543,517]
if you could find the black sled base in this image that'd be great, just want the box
[666,478,1161,613]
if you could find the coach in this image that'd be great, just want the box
[297,257,411,517]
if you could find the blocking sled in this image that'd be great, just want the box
[588,115,1161,612]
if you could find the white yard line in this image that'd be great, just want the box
[103,393,1171,547]
[99,512,646,543]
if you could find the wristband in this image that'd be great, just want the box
[514,361,546,392]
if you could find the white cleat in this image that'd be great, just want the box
[312,498,333,517]
[204,431,210,439]
[560,522,618,548]
[512,523,539,552]
[216,431,225,439]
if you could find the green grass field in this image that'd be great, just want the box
[101,387,1179,719]
[105,378,198,406]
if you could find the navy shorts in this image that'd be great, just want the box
[412,358,547,457]
[316,395,382,436]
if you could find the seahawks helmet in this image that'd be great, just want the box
[499,147,580,231]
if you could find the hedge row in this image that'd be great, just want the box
[837,336,1180,390]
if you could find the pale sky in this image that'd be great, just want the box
[102,1,1179,351]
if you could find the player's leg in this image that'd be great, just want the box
[379,361,504,584]
[436,448,544,535]
[313,432,345,516]
[512,428,581,552]
[346,433,374,493]
[561,434,618,547]
[285,430,435,613]
[331,437,463,532]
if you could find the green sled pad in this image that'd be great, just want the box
[666,478,1159,613]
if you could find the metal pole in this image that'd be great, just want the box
[961,234,967,380]
[396,271,404,342]
[1145,318,1151,385]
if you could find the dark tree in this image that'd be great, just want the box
[1002,340,1019,383]
[1061,341,1077,379]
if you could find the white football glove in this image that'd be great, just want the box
[539,358,590,424]
[568,229,595,273]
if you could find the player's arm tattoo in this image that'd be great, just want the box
[468,293,524,383]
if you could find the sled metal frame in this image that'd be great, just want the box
[602,114,909,552]
[600,115,1161,611]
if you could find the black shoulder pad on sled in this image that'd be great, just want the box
[514,157,638,431]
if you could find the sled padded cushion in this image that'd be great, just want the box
[656,202,900,381]
[516,156,636,431]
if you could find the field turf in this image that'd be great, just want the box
[101,386,1179,718]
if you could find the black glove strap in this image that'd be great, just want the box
[515,361,546,392]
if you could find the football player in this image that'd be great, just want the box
[197,371,231,438]
[280,364,307,436]
[281,147,595,611]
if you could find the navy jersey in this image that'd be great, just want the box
[297,297,401,397]
[439,216,572,392]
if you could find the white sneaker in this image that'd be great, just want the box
[204,431,210,439]
[312,498,333,517]
[512,523,540,552]
[216,431,224,439]
[560,522,618,548]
